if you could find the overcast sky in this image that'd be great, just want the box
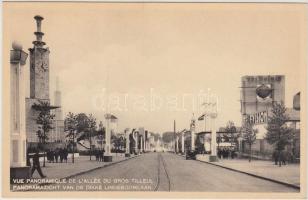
[4,3,305,134]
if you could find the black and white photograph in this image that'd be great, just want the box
[2,1,307,198]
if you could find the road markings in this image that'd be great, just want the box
[154,153,171,191]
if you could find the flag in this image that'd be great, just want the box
[198,114,205,121]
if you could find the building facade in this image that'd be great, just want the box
[240,75,300,160]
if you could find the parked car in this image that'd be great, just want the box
[186,150,197,160]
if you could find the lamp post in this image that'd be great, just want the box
[174,120,176,153]
[73,130,76,163]
[89,130,92,161]
[190,114,196,151]
[181,130,185,154]
[209,95,218,161]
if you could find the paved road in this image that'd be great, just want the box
[67,152,299,192]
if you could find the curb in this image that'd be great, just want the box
[18,155,142,191]
[174,153,300,190]
[64,154,140,179]
[197,158,300,190]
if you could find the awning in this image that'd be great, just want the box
[32,104,59,110]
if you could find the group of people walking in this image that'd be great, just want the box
[272,149,294,165]
[218,147,236,159]
[46,148,69,163]
[94,148,105,162]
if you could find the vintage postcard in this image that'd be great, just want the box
[1,1,307,199]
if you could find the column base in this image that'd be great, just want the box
[103,155,113,162]
[196,154,218,162]
[125,153,131,157]
[209,155,218,162]
[10,166,31,183]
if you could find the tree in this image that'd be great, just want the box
[162,132,175,144]
[242,122,257,162]
[87,114,97,160]
[265,102,294,166]
[34,100,55,167]
[216,132,223,149]
[75,113,90,134]
[97,121,105,149]
[65,112,77,163]
[195,134,205,154]
[224,121,239,144]
[112,136,125,154]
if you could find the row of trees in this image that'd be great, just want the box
[241,102,295,165]
[34,100,129,164]
[33,100,103,164]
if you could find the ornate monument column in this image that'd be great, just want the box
[104,116,112,161]
[209,96,218,162]
[190,114,196,151]
[125,128,130,157]
[145,130,149,152]
[132,129,139,154]
[10,41,30,179]
[138,127,145,153]
[104,114,117,162]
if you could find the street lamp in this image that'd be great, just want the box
[10,42,28,65]
[190,113,196,151]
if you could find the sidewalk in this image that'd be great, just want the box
[196,155,300,188]
[32,153,137,179]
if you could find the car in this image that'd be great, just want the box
[186,150,197,160]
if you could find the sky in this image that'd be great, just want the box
[3,3,306,134]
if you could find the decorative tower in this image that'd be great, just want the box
[29,15,50,100]
[25,15,53,143]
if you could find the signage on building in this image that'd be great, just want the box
[256,84,272,99]
[246,110,268,125]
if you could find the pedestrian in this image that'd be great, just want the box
[63,148,68,163]
[231,149,235,159]
[272,150,278,165]
[281,150,288,165]
[95,149,99,161]
[31,149,46,178]
[100,150,103,162]
[218,149,222,159]
[26,149,31,167]
[59,148,64,163]
[54,148,59,163]
[100,149,105,162]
